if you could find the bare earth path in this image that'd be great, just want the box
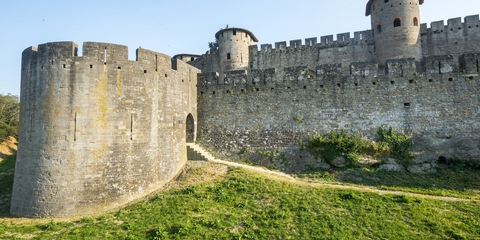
[187,143,477,203]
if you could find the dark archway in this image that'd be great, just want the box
[186,114,194,143]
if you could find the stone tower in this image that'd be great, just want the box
[366,0,424,63]
[215,28,258,71]
[11,41,199,217]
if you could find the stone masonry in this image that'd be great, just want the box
[11,0,480,218]
[11,42,199,217]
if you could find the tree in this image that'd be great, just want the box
[0,94,20,140]
[208,39,219,49]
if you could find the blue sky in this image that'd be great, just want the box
[1,0,479,96]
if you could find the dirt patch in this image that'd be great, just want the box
[162,161,229,191]
[0,136,17,160]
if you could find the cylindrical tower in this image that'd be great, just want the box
[366,0,424,63]
[215,28,258,72]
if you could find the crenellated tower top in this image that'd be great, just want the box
[366,0,425,63]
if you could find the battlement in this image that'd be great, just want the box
[252,30,374,52]
[198,53,480,93]
[420,15,480,35]
[23,41,186,72]
[420,15,480,58]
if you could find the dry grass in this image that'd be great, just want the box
[0,136,16,161]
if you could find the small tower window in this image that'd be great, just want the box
[233,30,237,35]
[394,18,401,27]
[227,53,231,60]
[413,17,419,26]
[377,24,382,33]
[373,5,375,11]
[384,0,389,3]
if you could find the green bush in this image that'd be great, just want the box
[304,127,412,167]
[376,127,414,166]
[305,130,388,167]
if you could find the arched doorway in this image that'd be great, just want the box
[186,114,194,143]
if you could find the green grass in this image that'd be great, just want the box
[0,154,15,216]
[299,164,480,200]
[1,161,479,239]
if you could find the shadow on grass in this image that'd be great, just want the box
[0,154,15,218]
[317,163,480,198]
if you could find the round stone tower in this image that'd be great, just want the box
[215,28,258,71]
[366,0,424,63]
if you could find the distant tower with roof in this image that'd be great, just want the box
[215,28,258,71]
[366,0,424,63]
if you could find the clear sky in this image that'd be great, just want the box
[1,0,479,96]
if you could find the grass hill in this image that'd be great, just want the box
[0,157,479,239]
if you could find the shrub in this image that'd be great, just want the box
[304,127,412,167]
[305,130,387,167]
[376,127,414,166]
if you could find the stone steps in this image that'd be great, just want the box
[185,143,294,180]
[186,143,208,161]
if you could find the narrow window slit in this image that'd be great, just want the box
[448,78,453,81]
[391,81,395,84]
[404,103,411,108]
[104,47,107,64]
[130,114,133,141]
[429,79,433,82]
[155,55,158,71]
[90,65,93,69]
[63,64,66,68]
[74,112,77,142]
[409,80,414,83]
[144,70,147,73]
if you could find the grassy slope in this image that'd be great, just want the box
[299,165,480,200]
[0,161,479,240]
[0,154,15,217]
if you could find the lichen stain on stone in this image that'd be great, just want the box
[92,143,107,161]
[116,70,121,95]
[95,67,108,128]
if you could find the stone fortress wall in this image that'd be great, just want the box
[421,15,480,57]
[196,53,480,172]
[11,42,199,217]
[11,0,480,218]
[193,12,480,171]
[192,14,480,83]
